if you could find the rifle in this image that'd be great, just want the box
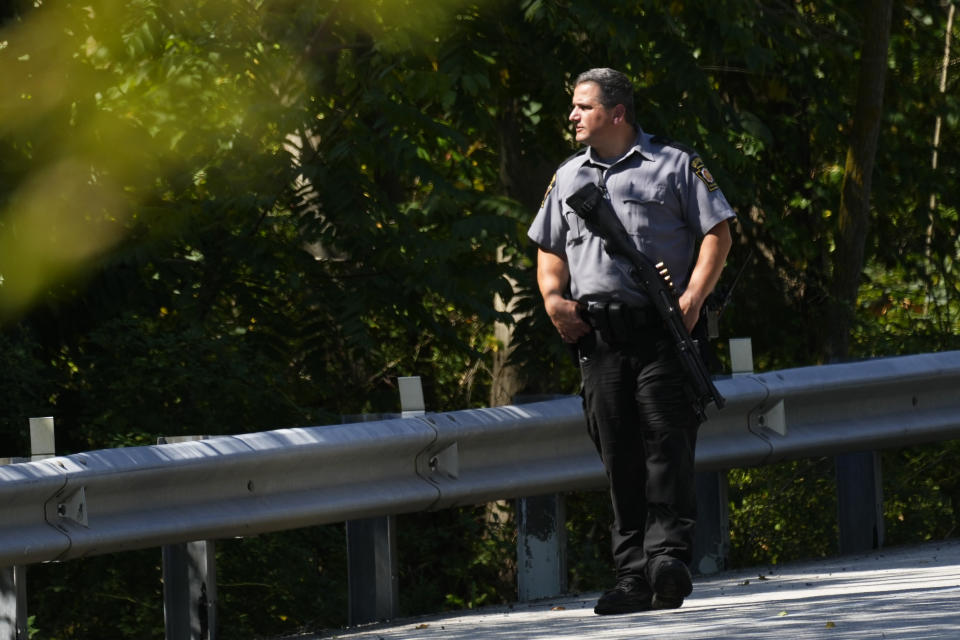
[565,182,725,422]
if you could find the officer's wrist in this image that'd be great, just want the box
[543,291,569,317]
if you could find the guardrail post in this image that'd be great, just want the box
[346,516,399,625]
[0,565,27,640]
[692,471,729,574]
[512,394,569,601]
[158,436,217,640]
[836,451,884,554]
[345,377,419,625]
[162,541,217,640]
[516,493,566,601]
[728,338,754,375]
[28,417,55,461]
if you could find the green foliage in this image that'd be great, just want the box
[564,490,614,593]
[29,551,164,639]
[215,526,348,638]
[883,442,960,545]
[725,443,960,570]
[0,325,50,454]
[727,459,838,568]
[398,506,515,614]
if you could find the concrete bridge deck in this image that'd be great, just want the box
[290,539,960,640]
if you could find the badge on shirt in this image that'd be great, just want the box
[691,156,719,192]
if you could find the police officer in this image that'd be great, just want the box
[527,68,735,615]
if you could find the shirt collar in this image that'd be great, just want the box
[583,127,652,168]
[632,127,656,161]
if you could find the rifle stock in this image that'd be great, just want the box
[566,182,725,421]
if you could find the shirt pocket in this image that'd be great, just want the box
[622,183,668,238]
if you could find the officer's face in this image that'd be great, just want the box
[570,82,618,147]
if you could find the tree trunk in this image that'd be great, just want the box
[825,0,894,362]
[489,99,554,407]
[927,2,955,235]
[489,248,525,407]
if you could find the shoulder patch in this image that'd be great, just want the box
[540,172,557,209]
[690,156,720,192]
[541,148,586,208]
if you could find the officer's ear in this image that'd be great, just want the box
[613,104,626,123]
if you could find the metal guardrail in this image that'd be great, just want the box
[1,351,960,568]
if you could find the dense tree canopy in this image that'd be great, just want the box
[1,0,958,637]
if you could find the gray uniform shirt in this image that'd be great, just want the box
[527,128,736,307]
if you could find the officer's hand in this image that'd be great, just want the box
[545,295,590,343]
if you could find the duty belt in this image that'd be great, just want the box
[581,300,658,342]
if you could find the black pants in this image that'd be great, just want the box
[578,325,700,580]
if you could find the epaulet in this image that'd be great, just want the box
[653,135,721,192]
[650,135,697,157]
[558,147,588,168]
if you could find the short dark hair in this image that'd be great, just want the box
[575,68,636,125]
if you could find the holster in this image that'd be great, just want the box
[582,301,656,343]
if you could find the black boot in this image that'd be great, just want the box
[648,556,693,609]
[593,575,653,615]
